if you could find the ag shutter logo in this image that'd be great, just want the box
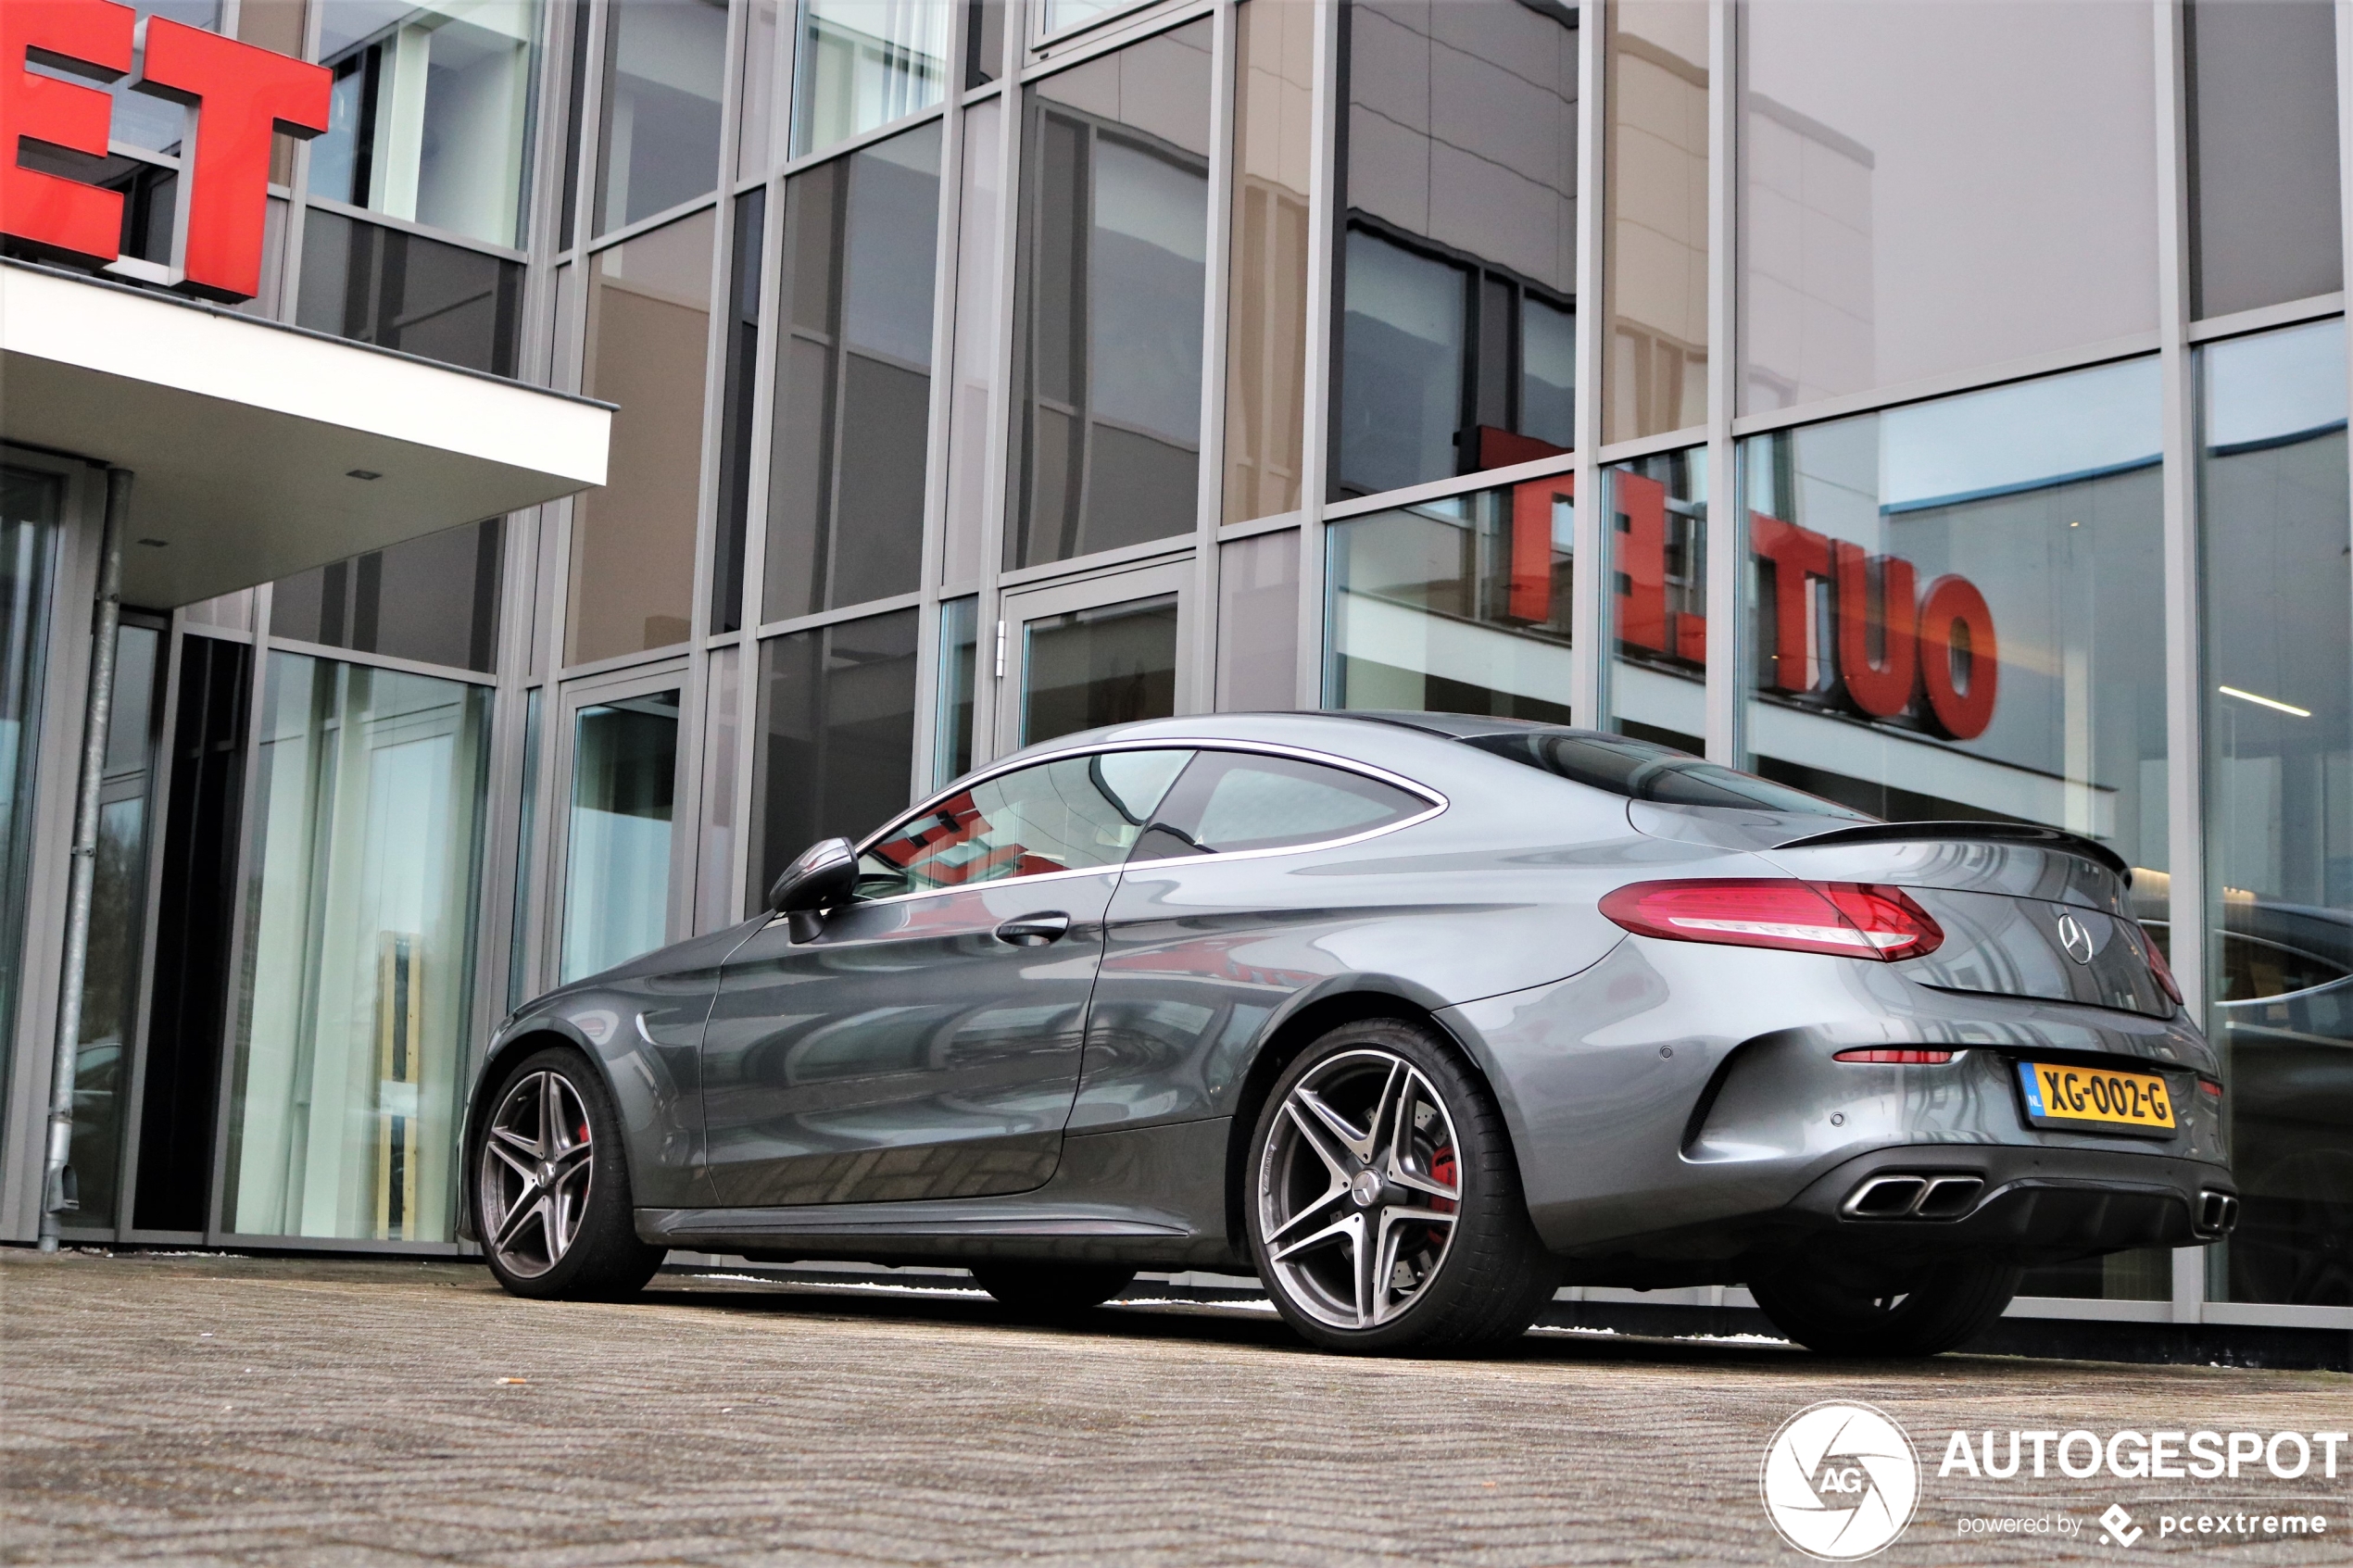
[1762,1401,1922,1561]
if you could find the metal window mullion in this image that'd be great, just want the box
[728,190,789,922]
[970,10,1033,764]
[2154,0,2207,1323]
[1569,0,1605,727]
[1292,0,1340,709]
[910,0,980,792]
[1702,0,1738,767]
[1189,0,1237,715]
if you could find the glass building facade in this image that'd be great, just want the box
[6,0,2349,1342]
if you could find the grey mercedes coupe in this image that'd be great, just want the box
[464,712,2237,1356]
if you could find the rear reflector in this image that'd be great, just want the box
[1832,1048,1957,1064]
[2198,1078,2223,1100]
[1599,879,1944,960]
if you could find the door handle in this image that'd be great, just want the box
[995,911,1071,947]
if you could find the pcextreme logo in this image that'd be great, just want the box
[1761,1401,1922,1561]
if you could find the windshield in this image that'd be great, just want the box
[1463,730,1871,819]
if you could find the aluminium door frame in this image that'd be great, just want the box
[994,555,1197,754]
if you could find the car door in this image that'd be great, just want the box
[699,747,1193,1206]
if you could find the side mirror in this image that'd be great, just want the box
[768,836,858,916]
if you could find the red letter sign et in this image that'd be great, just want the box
[0,0,134,265]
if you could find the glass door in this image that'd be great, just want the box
[998,561,1193,753]
[554,671,686,986]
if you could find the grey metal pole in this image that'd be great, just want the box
[38,466,131,1252]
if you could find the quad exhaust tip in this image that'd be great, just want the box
[1843,1172,1985,1221]
[2196,1189,2240,1237]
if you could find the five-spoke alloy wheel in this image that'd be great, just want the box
[1246,1019,1558,1353]
[473,1047,663,1300]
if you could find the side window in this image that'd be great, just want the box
[1135,752,1430,859]
[855,748,1191,897]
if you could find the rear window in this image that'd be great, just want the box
[1463,731,1869,818]
[1136,752,1431,857]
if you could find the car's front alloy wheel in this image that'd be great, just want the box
[1248,1019,1557,1352]
[474,1047,663,1300]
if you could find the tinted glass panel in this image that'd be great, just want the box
[792,0,950,158]
[936,594,978,785]
[1144,751,1426,856]
[570,209,714,664]
[224,654,490,1240]
[1606,447,1705,752]
[563,690,678,979]
[1740,358,2168,872]
[764,123,943,621]
[942,97,1002,586]
[858,748,1190,896]
[1327,473,1573,721]
[712,188,766,633]
[0,471,56,1164]
[297,209,523,377]
[1741,1,2157,415]
[308,0,539,247]
[1605,0,1706,441]
[1464,730,1864,817]
[965,0,1002,86]
[1021,592,1178,746]
[1336,0,1578,496]
[755,608,918,897]
[2187,0,2343,320]
[105,2,219,153]
[271,518,503,672]
[1226,0,1313,522]
[596,0,726,235]
[2198,320,2353,1307]
[1216,528,1299,711]
[1011,21,1213,570]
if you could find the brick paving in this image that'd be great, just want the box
[2,1250,2347,1566]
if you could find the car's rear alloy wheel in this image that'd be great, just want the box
[1248,1020,1558,1352]
[475,1047,663,1300]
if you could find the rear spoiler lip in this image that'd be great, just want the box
[1770,820,2132,883]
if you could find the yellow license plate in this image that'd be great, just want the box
[2018,1060,2175,1133]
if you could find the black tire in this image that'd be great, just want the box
[969,1262,1138,1317]
[473,1046,665,1301]
[1245,1017,1559,1354]
[1749,1258,2022,1358]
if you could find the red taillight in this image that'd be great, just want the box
[1832,1048,1957,1064]
[2198,1078,2223,1100]
[2136,922,2183,1005]
[1599,879,1944,961]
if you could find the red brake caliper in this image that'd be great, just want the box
[1430,1148,1458,1215]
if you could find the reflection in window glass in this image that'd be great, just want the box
[224,654,490,1240]
[64,622,162,1233]
[755,608,918,897]
[1011,20,1213,571]
[1327,475,1573,721]
[1605,0,1706,442]
[297,210,524,376]
[595,0,726,235]
[1225,0,1313,523]
[1606,449,1705,752]
[1741,2,2157,415]
[791,0,950,160]
[936,595,978,786]
[2198,320,2352,1307]
[858,749,1188,897]
[563,689,678,979]
[308,0,540,248]
[1216,528,1299,712]
[942,98,1001,587]
[570,209,714,664]
[965,0,1002,86]
[1337,0,1578,496]
[1022,594,1178,746]
[695,644,742,933]
[765,124,943,621]
[104,2,219,153]
[271,518,504,672]
[1149,752,1424,856]
[2187,0,2342,320]
[0,470,57,1119]
[1040,0,1135,36]
[1740,360,2168,854]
